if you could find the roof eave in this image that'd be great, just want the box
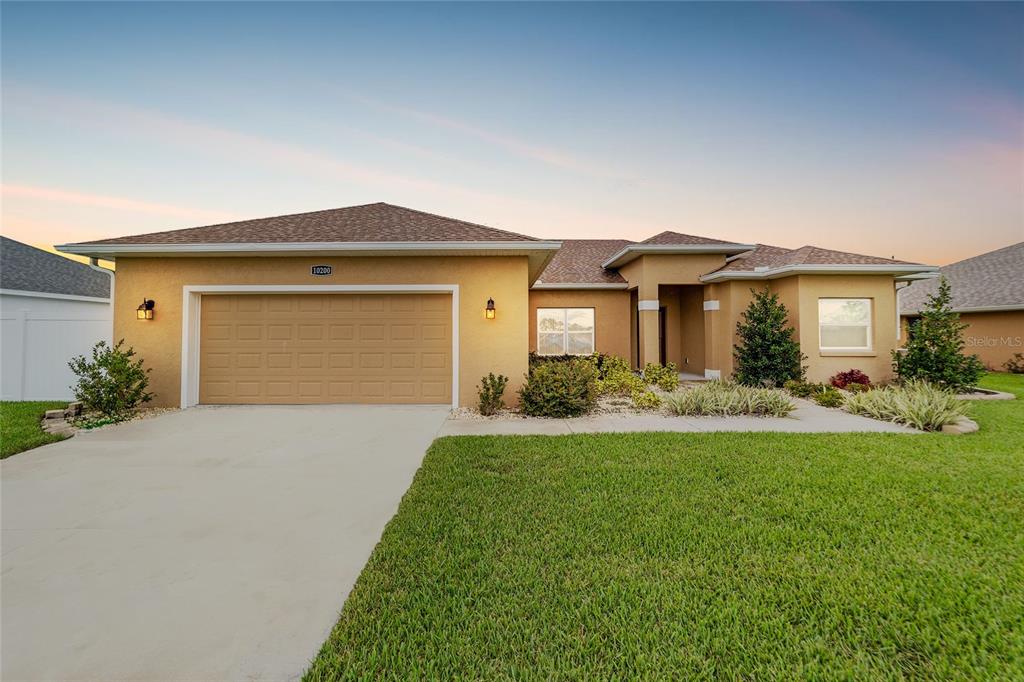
[601,243,756,269]
[902,303,1024,316]
[531,282,629,290]
[700,264,940,282]
[56,240,562,259]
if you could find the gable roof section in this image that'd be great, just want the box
[67,202,539,245]
[701,243,933,281]
[533,240,632,287]
[1,236,111,299]
[900,241,1024,314]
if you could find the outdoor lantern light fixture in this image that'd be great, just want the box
[485,298,496,319]
[136,299,155,320]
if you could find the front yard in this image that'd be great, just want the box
[306,373,1024,679]
[0,401,69,459]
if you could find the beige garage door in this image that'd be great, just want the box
[199,293,452,404]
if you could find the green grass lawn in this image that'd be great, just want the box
[306,374,1024,680]
[1,401,70,459]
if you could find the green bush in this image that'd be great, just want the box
[631,388,662,410]
[477,373,509,416]
[642,363,680,392]
[663,381,795,417]
[783,379,821,398]
[894,277,984,391]
[68,340,152,420]
[1005,353,1024,374]
[595,356,644,397]
[529,351,609,373]
[518,359,597,418]
[844,380,968,431]
[733,289,806,387]
[812,385,845,408]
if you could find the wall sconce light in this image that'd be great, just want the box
[136,299,155,320]
[485,298,496,319]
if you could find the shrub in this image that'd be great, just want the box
[894,277,984,391]
[595,356,644,397]
[518,358,597,418]
[733,289,806,387]
[642,363,680,392]
[663,381,795,417]
[631,388,662,410]
[783,379,820,398]
[68,340,152,420]
[1005,353,1024,374]
[476,373,509,416]
[812,385,845,408]
[845,382,871,394]
[830,369,871,390]
[844,380,968,431]
[529,351,609,374]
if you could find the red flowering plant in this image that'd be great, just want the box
[830,369,871,390]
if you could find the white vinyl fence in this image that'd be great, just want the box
[1,291,112,401]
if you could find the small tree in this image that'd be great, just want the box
[69,340,152,419]
[893,277,984,391]
[733,289,805,387]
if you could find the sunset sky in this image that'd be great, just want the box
[2,2,1021,265]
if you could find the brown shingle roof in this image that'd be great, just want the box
[535,240,632,285]
[642,230,745,246]
[74,202,539,245]
[710,243,917,274]
[900,242,1024,314]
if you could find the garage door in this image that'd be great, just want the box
[198,293,452,404]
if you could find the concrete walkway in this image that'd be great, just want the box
[1,405,449,681]
[438,399,920,436]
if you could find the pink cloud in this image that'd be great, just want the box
[2,184,236,223]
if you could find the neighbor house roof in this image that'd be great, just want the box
[1,236,111,299]
[68,202,540,245]
[900,241,1024,314]
[641,231,747,246]
[533,240,632,287]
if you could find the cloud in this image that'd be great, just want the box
[340,90,625,181]
[2,184,236,223]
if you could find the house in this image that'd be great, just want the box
[1,236,113,400]
[899,242,1023,370]
[57,203,936,408]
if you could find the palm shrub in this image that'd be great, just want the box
[844,380,968,431]
[663,381,795,417]
[68,340,152,420]
[518,358,597,418]
[894,277,984,391]
[477,373,509,416]
[733,289,806,387]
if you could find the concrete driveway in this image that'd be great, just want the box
[1,404,448,681]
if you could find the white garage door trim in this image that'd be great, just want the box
[180,284,460,409]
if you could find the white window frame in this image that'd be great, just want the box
[818,297,873,351]
[536,308,595,356]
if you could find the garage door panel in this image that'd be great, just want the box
[199,293,451,404]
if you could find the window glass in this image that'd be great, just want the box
[537,308,595,355]
[819,299,871,350]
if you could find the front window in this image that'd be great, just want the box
[819,298,872,351]
[537,308,595,355]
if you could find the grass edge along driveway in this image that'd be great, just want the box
[305,374,1022,678]
[1,401,69,459]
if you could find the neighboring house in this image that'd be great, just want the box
[1,236,113,400]
[58,203,935,408]
[899,242,1023,370]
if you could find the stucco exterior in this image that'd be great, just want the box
[113,255,530,408]
[910,310,1024,370]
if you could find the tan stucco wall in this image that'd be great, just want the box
[660,285,705,373]
[112,255,531,408]
[704,275,900,383]
[528,289,631,360]
[909,310,1024,370]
